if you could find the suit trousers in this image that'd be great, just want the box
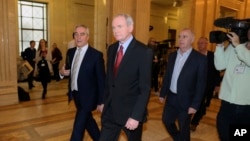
[70,91,100,141]
[162,91,191,141]
[100,105,143,141]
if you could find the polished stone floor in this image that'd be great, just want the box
[0,79,220,141]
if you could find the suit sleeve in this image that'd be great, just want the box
[191,55,207,110]
[95,52,106,105]
[103,47,111,103]
[131,47,153,121]
[65,49,72,70]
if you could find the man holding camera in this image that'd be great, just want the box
[215,28,250,141]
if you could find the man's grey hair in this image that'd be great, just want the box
[114,14,134,26]
[74,24,89,35]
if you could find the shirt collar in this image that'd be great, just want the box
[119,35,133,52]
[77,44,88,52]
[177,47,192,57]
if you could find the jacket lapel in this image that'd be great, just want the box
[169,52,177,78]
[116,38,136,71]
[68,48,77,69]
[110,43,119,70]
[79,46,91,71]
[178,50,194,76]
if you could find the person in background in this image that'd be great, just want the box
[159,28,207,141]
[148,37,161,96]
[190,37,221,131]
[35,39,53,98]
[99,14,153,141]
[35,39,53,67]
[51,43,62,81]
[60,24,105,141]
[215,29,250,141]
[37,53,51,99]
[22,40,36,89]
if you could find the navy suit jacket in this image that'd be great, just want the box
[103,38,153,125]
[22,47,36,67]
[160,49,207,110]
[66,46,105,111]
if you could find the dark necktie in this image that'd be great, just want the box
[114,46,123,77]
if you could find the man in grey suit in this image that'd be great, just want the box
[159,28,207,141]
[60,25,105,141]
[99,14,153,141]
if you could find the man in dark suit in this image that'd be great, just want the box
[22,40,36,89]
[159,28,207,141]
[99,14,153,141]
[60,25,105,141]
[148,37,161,95]
[190,37,221,131]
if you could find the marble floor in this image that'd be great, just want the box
[0,79,220,141]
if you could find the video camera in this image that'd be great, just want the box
[209,17,250,44]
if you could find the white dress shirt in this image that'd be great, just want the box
[71,45,88,91]
[170,48,192,93]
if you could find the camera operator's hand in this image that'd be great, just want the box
[227,32,240,47]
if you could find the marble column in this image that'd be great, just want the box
[94,0,108,61]
[0,0,18,106]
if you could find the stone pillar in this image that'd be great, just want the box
[106,0,150,45]
[134,0,151,44]
[0,0,18,106]
[94,0,108,61]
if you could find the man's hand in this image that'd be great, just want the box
[125,118,139,130]
[59,64,70,76]
[159,97,165,103]
[188,107,197,114]
[97,104,104,113]
[214,86,220,94]
[227,32,240,47]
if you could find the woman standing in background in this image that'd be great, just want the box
[35,39,53,99]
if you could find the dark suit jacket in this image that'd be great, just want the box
[207,51,221,89]
[160,49,207,110]
[22,47,36,67]
[66,46,105,111]
[103,38,153,125]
